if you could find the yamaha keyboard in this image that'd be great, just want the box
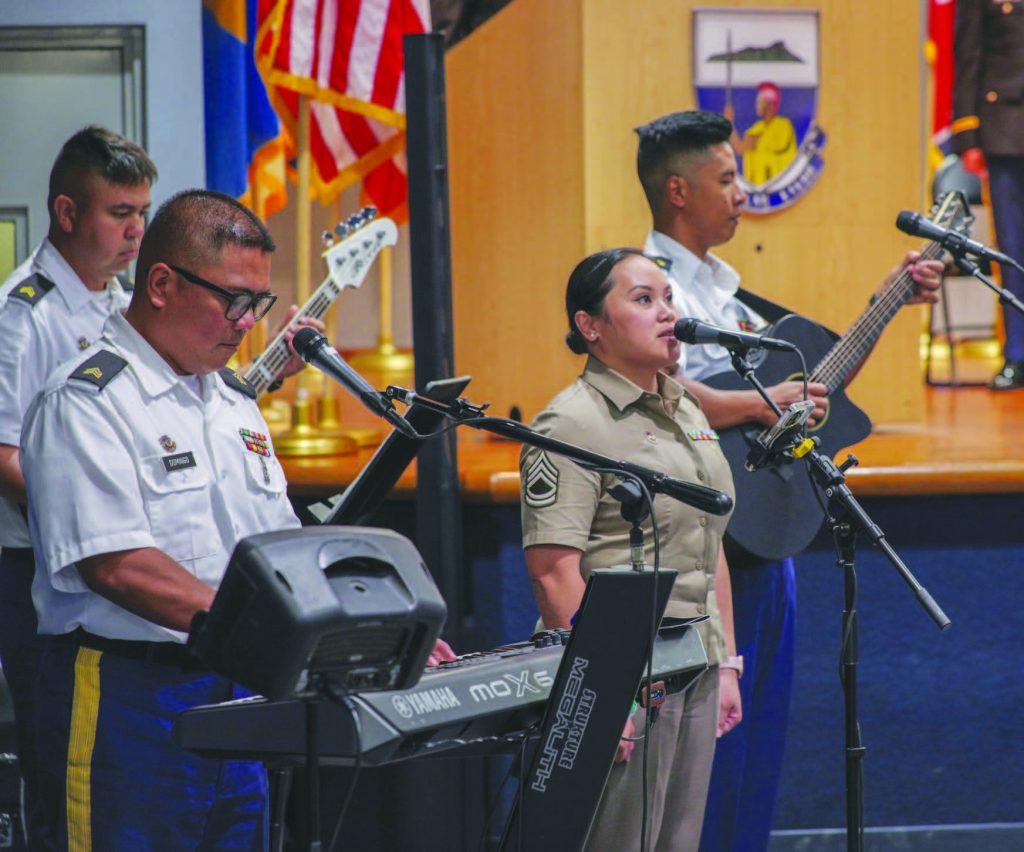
[173,620,707,768]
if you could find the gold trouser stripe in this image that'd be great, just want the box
[67,647,102,852]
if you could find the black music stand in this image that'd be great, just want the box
[306,376,471,527]
[498,568,707,852]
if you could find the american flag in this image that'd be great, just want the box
[255,0,431,220]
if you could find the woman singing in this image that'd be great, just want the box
[519,248,742,851]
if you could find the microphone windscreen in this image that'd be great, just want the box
[292,326,324,360]
[673,318,699,342]
[895,211,919,234]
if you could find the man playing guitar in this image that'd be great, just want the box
[634,110,942,852]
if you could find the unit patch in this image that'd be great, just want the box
[687,429,720,442]
[524,452,560,509]
[240,428,271,457]
[162,452,197,473]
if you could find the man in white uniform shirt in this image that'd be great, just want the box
[21,190,302,850]
[635,110,942,851]
[0,126,155,847]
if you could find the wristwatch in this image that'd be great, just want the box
[720,655,744,678]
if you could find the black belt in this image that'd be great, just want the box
[58,628,208,672]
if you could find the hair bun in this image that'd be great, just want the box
[565,329,589,355]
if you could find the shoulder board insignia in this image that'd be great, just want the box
[69,350,128,390]
[648,255,672,272]
[8,273,55,307]
[219,367,257,399]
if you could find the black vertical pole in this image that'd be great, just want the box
[394,33,484,852]
[404,32,464,650]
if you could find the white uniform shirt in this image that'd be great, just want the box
[0,238,130,547]
[644,230,767,381]
[21,310,301,642]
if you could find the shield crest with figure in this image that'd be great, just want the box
[693,8,825,213]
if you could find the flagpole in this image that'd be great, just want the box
[276,93,357,456]
[296,95,312,304]
[350,243,414,374]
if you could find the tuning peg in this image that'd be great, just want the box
[321,230,335,247]
[333,222,349,238]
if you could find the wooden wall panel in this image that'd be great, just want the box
[446,0,586,418]
[448,0,927,423]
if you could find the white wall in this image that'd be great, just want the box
[2,0,205,209]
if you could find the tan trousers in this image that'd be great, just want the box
[583,667,720,852]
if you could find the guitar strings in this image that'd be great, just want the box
[811,237,947,389]
[248,288,339,386]
[812,202,959,386]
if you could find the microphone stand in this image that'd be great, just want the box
[383,387,733,516]
[607,480,651,572]
[951,253,1024,318]
[725,347,950,852]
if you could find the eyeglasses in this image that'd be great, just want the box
[168,264,277,322]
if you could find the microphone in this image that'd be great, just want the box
[895,210,1020,268]
[292,328,417,439]
[673,318,796,353]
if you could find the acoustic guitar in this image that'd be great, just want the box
[703,191,971,564]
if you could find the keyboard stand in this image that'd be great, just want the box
[499,566,701,852]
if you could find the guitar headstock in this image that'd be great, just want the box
[930,190,975,237]
[321,207,399,291]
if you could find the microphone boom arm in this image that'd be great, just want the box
[953,254,1024,320]
[385,386,733,517]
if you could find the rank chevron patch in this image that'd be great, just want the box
[524,452,560,509]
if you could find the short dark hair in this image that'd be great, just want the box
[635,110,732,213]
[47,126,157,218]
[564,247,648,354]
[136,189,276,286]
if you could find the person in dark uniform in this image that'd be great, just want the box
[953,0,1024,389]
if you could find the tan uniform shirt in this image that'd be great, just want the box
[520,356,735,663]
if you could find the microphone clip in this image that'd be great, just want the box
[745,400,817,472]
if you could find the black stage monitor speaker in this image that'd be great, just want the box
[188,526,447,700]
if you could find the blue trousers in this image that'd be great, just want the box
[0,547,48,848]
[699,558,796,852]
[33,639,268,851]
[987,156,1024,362]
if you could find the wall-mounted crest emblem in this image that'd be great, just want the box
[693,9,825,213]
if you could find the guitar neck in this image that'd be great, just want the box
[809,239,945,392]
[245,278,342,397]
[243,213,398,398]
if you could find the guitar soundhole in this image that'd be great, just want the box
[784,372,829,433]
